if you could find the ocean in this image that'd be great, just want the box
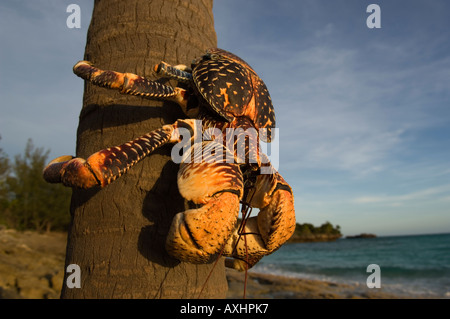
[251,233,450,298]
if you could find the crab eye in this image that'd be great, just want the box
[202,53,219,61]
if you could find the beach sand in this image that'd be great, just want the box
[225,269,419,299]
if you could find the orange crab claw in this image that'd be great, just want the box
[165,140,244,264]
[223,170,296,270]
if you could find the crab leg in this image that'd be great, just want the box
[153,61,193,82]
[223,169,296,271]
[73,61,190,109]
[43,119,198,189]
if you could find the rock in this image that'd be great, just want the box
[50,270,64,291]
[0,227,66,299]
[346,233,377,239]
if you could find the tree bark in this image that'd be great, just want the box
[60,0,224,299]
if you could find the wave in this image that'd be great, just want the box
[252,234,450,298]
[251,262,450,298]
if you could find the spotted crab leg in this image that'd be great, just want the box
[223,166,296,270]
[73,61,190,109]
[153,61,193,83]
[43,119,198,188]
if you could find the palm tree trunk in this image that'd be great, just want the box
[60,0,224,298]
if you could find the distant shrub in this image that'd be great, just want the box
[0,137,71,232]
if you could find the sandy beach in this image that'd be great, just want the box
[225,269,425,299]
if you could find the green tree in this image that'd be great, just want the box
[3,139,71,231]
[319,221,334,234]
[295,223,313,235]
[294,222,342,237]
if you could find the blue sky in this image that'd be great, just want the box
[1,1,449,236]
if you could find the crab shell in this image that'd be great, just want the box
[191,48,276,143]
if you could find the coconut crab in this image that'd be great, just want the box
[43,48,296,271]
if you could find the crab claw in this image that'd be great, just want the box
[43,155,75,184]
[223,170,296,270]
[165,140,244,264]
[43,155,101,189]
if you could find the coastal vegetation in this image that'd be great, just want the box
[0,137,71,232]
[288,222,343,243]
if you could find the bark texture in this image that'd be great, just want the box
[60,0,225,298]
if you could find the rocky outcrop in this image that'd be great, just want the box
[346,233,377,239]
[0,226,66,299]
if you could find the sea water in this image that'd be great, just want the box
[251,233,450,298]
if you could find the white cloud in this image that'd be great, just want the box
[314,23,334,38]
[352,184,450,205]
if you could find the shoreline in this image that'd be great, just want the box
[225,269,432,299]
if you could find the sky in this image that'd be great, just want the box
[0,1,449,237]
